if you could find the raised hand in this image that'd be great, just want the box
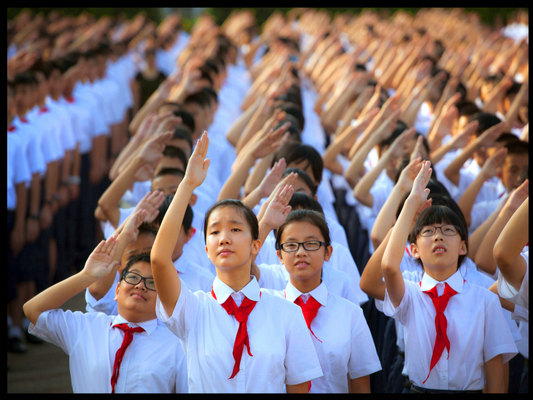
[134,190,166,224]
[83,237,120,279]
[256,158,287,199]
[409,160,433,207]
[260,183,294,230]
[183,131,210,188]
[480,147,507,180]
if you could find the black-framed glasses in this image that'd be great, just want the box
[279,240,326,252]
[122,271,156,291]
[418,224,460,237]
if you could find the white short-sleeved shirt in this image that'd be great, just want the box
[29,310,188,393]
[156,276,323,392]
[10,117,47,177]
[498,249,529,310]
[382,270,517,390]
[7,132,32,209]
[281,282,381,392]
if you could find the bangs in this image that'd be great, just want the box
[409,205,467,243]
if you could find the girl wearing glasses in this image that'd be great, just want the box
[380,161,517,393]
[274,209,381,393]
[150,132,322,393]
[23,240,188,393]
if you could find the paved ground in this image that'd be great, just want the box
[7,291,86,393]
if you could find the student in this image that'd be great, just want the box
[380,161,517,393]
[273,209,381,392]
[22,238,188,393]
[257,191,367,306]
[150,132,323,392]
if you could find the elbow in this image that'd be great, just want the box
[493,242,511,270]
[22,301,38,327]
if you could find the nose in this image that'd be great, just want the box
[135,279,147,291]
[218,230,231,245]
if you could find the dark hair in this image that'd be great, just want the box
[275,103,305,131]
[468,112,502,136]
[172,125,193,152]
[504,139,528,156]
[203,199,259,242]
[455,100,480,119]
[172,109,195,133]
[162,145,188,170]
[495,132,520,147]
[378,119,408,151]
[288,192,324,215]
[122,252,151,276]
[275,209,331,250]
[282,167,317,196]
[274,142,323,184]
[154,167,185,179]
[409,204,469,269]
[152,195,193,233]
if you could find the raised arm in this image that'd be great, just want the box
[443,121,507,187]
[151,131,210,317]
[382,160,432,307]
[475,179,528,276]
[23,237,119,325]
[354,127,415,207]
[370,157,422,249]
[457,147,507,227]
[493,197,529,291]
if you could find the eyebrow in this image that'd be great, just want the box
[284,235,321,241]
[208,219,245,229]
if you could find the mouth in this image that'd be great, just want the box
[295,261,310,269]
[131,292,146,301]
[218,249,233,256]
[433,246,447,254]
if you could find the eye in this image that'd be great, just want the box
[209,230,219,235]
[231,227,241,232]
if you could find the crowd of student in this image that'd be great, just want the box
[7,7,529,393]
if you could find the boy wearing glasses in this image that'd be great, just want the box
[23,238,188,393]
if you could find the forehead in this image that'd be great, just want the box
[127,261,152,276]
[504,153,528,167]
[208,206,247,225]
[281,220,323,240]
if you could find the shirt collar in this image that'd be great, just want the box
[212,275,261,304]
[420,269,465,294]
[111,314,157,335]
[284,281,328,307]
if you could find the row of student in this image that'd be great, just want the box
[295,9,528,392]
[16,8,528,394]
[7,11,192,354]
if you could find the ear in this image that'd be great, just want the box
[185,227,195,244]
[458,240,467,256]
[114,281,121,302]
[410,242,421,259]
[324,245,333,262]
[250,239,262,257]
[189,193,197,206]
[276,249,284,264]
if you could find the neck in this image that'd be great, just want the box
[290,275,322,294]
[217,265,253,292]
[423,266,457,282]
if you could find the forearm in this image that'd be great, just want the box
[353,155,388,207]
[225,97,261,147]
[474,207,514,276]
[443,144,477,186]
[218,155,255,201]
[151,182,193,315]
[371,185,407,249]
[360,228,392,300]
[23,270,96,325]
[493,199,528,287]
[457,173,487,227]
[243,156,271,196]
[96,156,143,227]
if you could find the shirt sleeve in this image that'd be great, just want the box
[28,309,88,355]
[348,305,382,378]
